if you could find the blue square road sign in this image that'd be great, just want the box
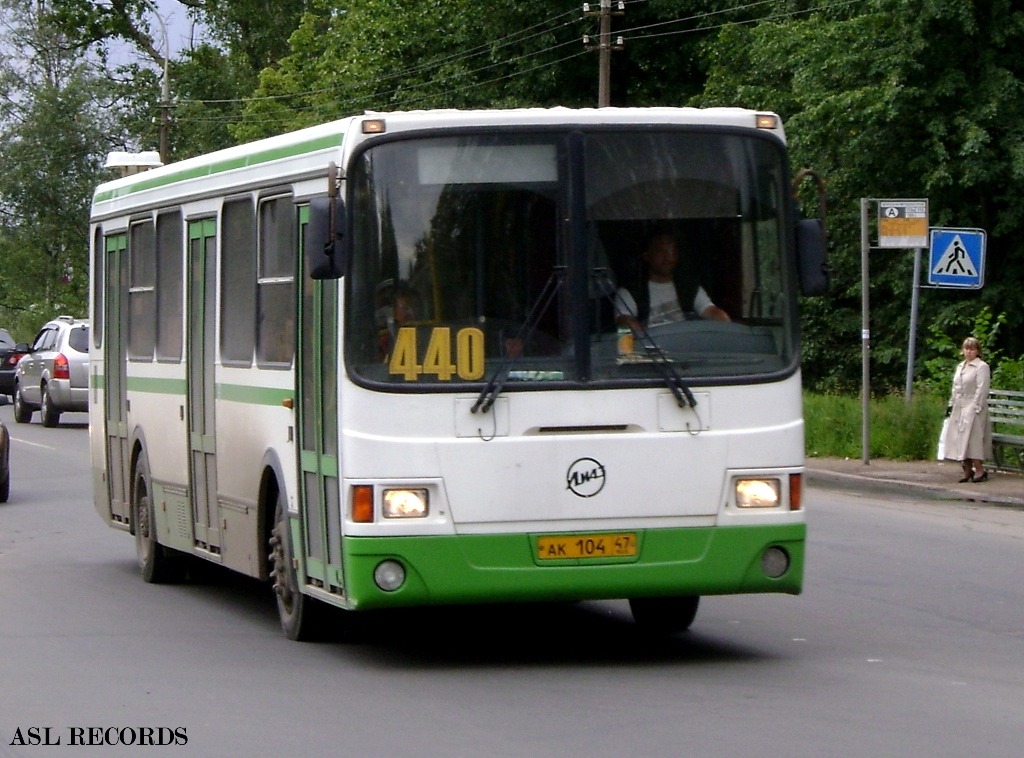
[928,228,985,288]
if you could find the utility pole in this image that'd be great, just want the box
[583,1,624,107]
[143,0,171,163]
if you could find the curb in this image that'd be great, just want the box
[805,468,1024,509]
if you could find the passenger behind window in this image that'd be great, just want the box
[377,281,421,361]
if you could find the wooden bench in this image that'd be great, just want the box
[988,389,1024,473]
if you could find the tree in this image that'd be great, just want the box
[185,0,308,74]
[696,0,1024,392]
[0,0,116,336]
[232,0,601,141]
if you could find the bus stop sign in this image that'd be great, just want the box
[928,228,985,288]
[878,200,928,248]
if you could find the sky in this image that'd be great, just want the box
[108,1,207,70]
[151,0,204,54]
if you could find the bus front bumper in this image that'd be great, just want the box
[338,523,805,610]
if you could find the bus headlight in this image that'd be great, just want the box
[382,488,429,518]
[735,478,781,508]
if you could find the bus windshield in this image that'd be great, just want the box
[346,128,796,389]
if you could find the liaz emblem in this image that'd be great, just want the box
[566,457,606,498]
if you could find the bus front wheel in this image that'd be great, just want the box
[269,494,325,641]
[628,595,700,633]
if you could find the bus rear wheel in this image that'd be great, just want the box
[628,595,700,633]
[133,458,184,583]
[269,494,325,641]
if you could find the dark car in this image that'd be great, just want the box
[0,328,28,401]
[0,419,9,502]
[13,317,90,427]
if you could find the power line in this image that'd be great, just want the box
[168,0,866,127]
[619,0,865,42]
[176,8,580,108]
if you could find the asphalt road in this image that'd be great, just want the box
[2,407,1023,757]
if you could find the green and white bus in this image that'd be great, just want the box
[89,107,827,639]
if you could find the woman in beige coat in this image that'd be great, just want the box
[943,336,993,482]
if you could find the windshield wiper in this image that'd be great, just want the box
[471,266,566,414]
[593,268,697,409]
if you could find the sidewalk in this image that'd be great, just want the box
[804,457,1024,508]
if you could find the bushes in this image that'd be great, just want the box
[805,392,946,461]
[805,303,1022,460]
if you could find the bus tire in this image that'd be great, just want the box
[133,457,184,584]
[628,595,700,633]
[269,492,325,641]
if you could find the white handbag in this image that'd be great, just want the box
[936,417,950,460]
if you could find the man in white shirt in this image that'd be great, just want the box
[614,232,729,331]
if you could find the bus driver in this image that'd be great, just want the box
[614,231,729,331]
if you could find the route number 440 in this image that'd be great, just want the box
[388,326,485,381]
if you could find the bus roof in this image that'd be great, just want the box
[91,107,784,213]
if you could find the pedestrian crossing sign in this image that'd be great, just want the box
[928,228,985,288]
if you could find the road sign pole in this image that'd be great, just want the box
[861,198,871,465]
[905,247,922,403]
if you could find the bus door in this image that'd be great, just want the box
[296,204,343,591]
[187,219,220,553]
[103,233,131,524]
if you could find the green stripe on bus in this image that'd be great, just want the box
[94,374,294,406]
[300,450,339,477]
[217,383,294,406]
[124,376,187,394]
[92,131,345,203]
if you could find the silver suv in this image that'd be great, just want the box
[13,316,90,427]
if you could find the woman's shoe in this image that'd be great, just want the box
[973,472,988,483]
[958,475,974,483]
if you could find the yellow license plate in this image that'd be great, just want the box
[537,533,637,560]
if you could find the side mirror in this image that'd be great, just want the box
[796,218,829,296]
[305,196,346,280]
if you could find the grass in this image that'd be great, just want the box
[804,391,946,461]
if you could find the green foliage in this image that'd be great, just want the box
[805,392,946,461]
[232,0,599,141]
[0,0,108,333]
[992,358,1024,393]
[9,0,1024,385]
[697,0,1024,393]
[170,45,255,158]
[917,304,1006,395]
[192,0,306,72]
[803,393,861,459]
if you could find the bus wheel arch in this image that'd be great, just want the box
[257,453,289,582]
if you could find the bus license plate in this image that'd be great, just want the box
[537,533,637,560]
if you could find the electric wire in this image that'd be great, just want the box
[146,0,867,130]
